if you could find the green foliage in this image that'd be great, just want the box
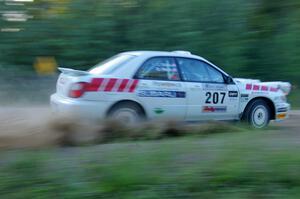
[0,0,299,86]
[289,89,300,108]
[0,131,300,198]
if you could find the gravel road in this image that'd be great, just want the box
[0,107,298,148]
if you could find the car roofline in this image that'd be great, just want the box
[121,50,230,77]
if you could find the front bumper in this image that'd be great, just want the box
[275,102,290,121]
[50,94,111,121]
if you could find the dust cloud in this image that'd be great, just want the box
[0,106,297,149]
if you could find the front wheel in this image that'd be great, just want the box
[243,99,271,128]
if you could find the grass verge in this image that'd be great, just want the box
[289,88,300,109]
[0,129,299,198]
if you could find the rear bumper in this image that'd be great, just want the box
[275,102,290,121]
[50,94,110,121]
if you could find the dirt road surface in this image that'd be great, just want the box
[0,107,299,148]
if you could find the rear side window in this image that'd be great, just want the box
[136,57,180,81]
[89,54,135,75]
[177,58,224,83]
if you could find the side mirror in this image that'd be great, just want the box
[224,76,234,84]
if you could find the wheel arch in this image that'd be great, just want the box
[242,97,276,120]
[106,99,147,118]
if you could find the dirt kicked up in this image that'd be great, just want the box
[0,106,109,148]
[0,106,298,149]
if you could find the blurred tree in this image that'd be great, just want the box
[0,0,299,85]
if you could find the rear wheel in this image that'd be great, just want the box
[243,99,270,128]
[107,102,145,125]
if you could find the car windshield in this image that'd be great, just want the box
[89,54,135,75]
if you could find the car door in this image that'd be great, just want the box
[176,57,239,121]
[135,57,187,120]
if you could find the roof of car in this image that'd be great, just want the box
[122,50,205,60]
[121,50,229,76]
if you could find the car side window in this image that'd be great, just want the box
[136,57,180,81]
[177,58,224,83]
[176,58,211,82]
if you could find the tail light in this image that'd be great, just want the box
[69,82,88,98]
[68,79,103,98]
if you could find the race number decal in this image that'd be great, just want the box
[205,92,226,104]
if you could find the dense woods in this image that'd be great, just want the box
[1,0,299,85]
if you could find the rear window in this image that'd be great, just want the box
[89,54,135,75]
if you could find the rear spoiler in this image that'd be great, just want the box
[58,67,89,76]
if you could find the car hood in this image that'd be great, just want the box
[234,78,291,95]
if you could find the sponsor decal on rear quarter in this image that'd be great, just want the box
[138,90,186,98]
[152,81,182,88]
[154,108,165,114]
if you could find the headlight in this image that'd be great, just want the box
[274,96,287,103]
[280,95,287,102]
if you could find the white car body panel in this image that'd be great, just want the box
[184,82,240,121]
[136,80,187,120]
[51,51,291,123]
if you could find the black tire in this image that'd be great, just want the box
[107,102,145,124]
[242,99,271,128]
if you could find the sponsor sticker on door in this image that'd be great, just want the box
[202,106,227,113]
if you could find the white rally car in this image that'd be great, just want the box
[51,51,291,128]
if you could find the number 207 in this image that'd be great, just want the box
[205,92,226,104]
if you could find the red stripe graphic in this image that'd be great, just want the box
[84,78,138,93]
[270,87,278,92]
[86,78,104,91]
[129,79,139,93]
[253,85,260,90]
[246,84,252,90]
[261,86,268,91]
[117,79,130,92]
[104,78,117,92]
[246,83,277,92]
